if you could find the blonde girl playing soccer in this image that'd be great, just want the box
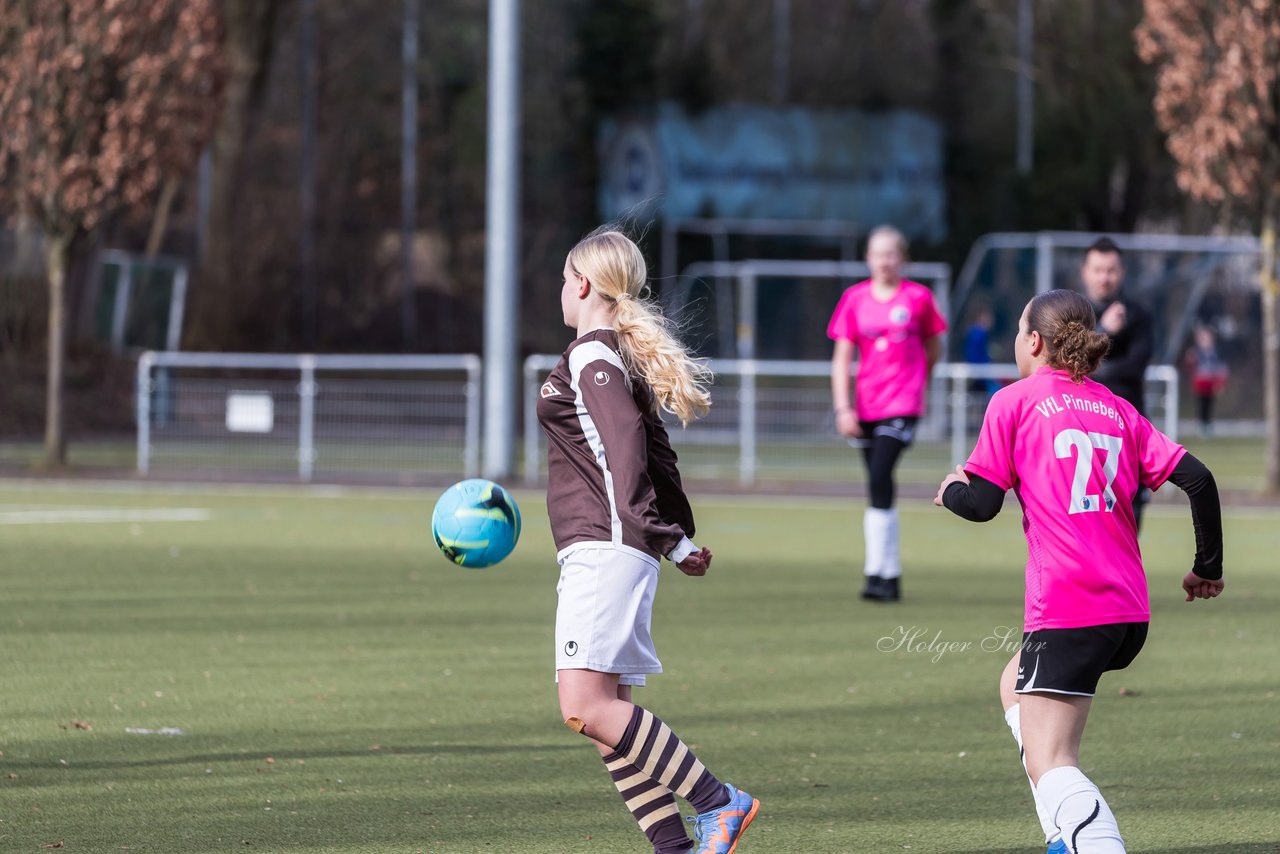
[537,228,759,854]
[937,289,1224,853]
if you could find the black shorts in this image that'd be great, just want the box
[1015,622,1148,697]
[854,416,919,448]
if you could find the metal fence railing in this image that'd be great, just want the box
[136,352,481,481]
[133,352,1176,487]
[523,356,1178,486]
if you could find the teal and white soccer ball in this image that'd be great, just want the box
[431,479,522,568]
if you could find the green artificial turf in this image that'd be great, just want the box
[0,481,1276,852]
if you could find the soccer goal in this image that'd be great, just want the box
[951,231,1264,430]
[666,258,951,360]
[92,249,189,352]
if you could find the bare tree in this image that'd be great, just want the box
[1137,0,1280,493]
[0,0,225,467]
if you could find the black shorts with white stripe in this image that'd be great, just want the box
[1015,622,1148,697]
[853,416,919,447]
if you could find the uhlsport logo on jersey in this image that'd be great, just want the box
[540,380,561,398]
[593,370,610,386]
[889,305,912,325]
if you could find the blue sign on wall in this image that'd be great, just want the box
[599,103,946,241]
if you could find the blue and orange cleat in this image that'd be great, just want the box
[687,784,760,854]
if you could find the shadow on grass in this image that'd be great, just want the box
[2,741,579,772]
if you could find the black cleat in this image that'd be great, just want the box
[860,576,900,602]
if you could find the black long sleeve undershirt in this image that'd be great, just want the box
[1166,452,1223,580]
[942,453,1224,581]
[942,473,1005,522]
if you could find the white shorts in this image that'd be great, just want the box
[555,543,662,687]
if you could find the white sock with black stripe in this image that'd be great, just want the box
[1004,704,1060,846]
[1036,765,1125,853]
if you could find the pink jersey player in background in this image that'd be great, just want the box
[829,225,948,602]
[936,289,1224,854]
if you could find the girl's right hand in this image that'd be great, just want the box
[836,409,862,438]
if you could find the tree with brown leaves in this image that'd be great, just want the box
[1137,0,1280,493]
[0,0,226,467]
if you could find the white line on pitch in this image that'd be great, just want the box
[0,508,213,525]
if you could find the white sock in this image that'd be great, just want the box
[1036,765,1126,853]
[880,507,900,579]
[863,508,893,577]
[1004,704,1060,846]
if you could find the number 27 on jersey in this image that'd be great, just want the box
[1055,429,1123,514]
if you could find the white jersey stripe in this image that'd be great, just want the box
[568,341,629,547]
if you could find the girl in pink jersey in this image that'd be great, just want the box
[829,225,947,601]
[936,289,1224,854]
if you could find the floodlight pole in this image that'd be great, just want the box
[1016,0,1034,175]
[773,0,789,105]
[196,147,212,264]
[300,0,318,349]
[482,0,521,479]
[401,0,419,350]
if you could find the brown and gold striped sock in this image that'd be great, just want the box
[615,706,731,816]
[601,751,692,854]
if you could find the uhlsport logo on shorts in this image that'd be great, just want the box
[564,641,579,656]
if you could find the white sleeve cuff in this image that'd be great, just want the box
[667,536,697,564]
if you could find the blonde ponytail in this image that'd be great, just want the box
[567,229,712,425]
[613,297,712,425]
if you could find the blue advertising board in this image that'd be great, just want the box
[599,102,946,241]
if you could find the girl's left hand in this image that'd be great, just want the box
[677,547,713,577]
[1182,571,1224,601]
[934,465,970,506]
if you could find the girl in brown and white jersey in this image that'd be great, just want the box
[536,228,758,854]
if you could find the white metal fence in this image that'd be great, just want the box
[133,351,1177,487]
[136,352,480,481]
[523,356,1177,485]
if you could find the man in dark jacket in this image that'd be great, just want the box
[1081,238,1152,411]
[1080,236,1155,529]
